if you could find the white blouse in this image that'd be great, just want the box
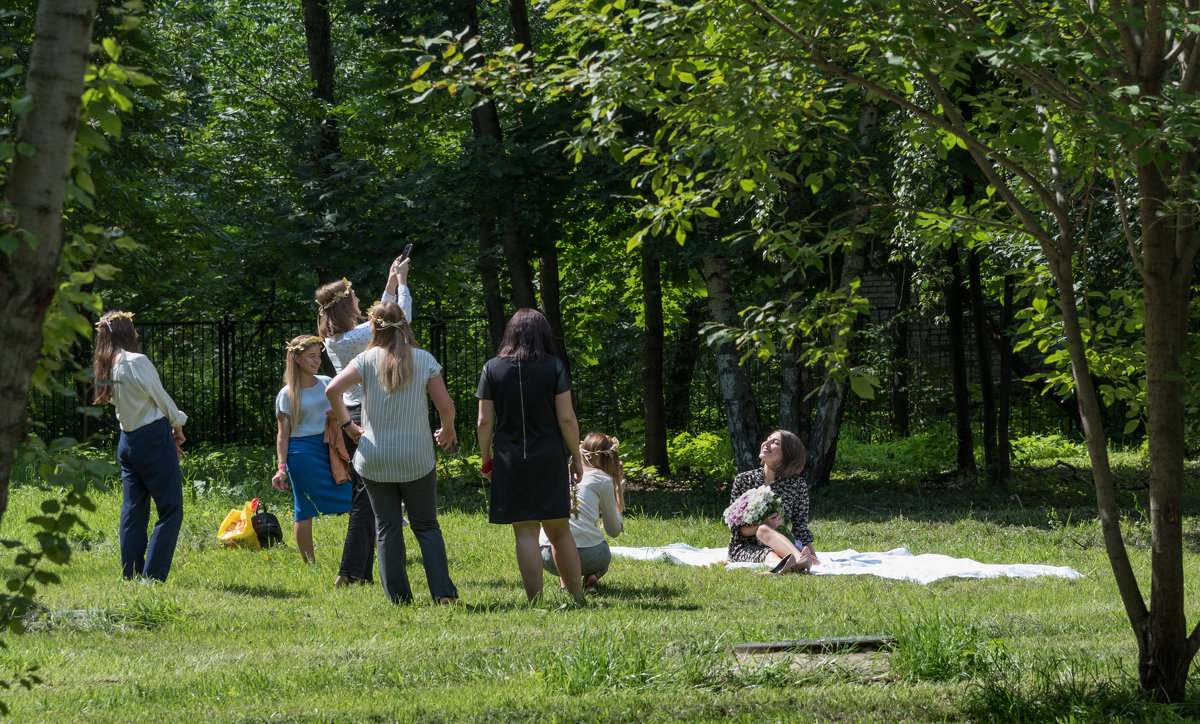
[541,469,623,549]
[110,351,188,432]
[324,285,411,406]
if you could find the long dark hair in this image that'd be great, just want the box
[92,312,140,405]
[767,429,807,479]
[497,308,554,362]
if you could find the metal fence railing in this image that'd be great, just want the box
[26,306,1072,448]
[27,315,493,447]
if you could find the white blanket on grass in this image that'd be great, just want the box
[609,544,1083,585]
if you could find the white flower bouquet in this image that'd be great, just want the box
[723,485,791,539]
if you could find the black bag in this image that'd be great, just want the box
[251,502,284,548]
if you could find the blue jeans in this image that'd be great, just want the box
[117,417,183,582]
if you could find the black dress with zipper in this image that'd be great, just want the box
[476,356,573,524]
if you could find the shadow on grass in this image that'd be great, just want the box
[220,583,300,599]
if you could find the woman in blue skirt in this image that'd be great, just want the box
[92,310,187,582]
[271,335,352,562]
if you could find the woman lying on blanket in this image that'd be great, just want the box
[726,430,818,574]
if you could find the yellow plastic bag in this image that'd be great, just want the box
[218,499,261,549]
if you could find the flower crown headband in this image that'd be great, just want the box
[317,279,353,311]
[285,335,324,354]
[96,311,135,331]
[581,438,620,464]
[367,307,407,329]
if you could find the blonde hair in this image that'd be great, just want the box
[366,301,415,393]
[580,431,621,478]
[92,311,140,405]
[283,335,323,423]
[315,279,362,337]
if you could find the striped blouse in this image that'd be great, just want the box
[350,345,443,482]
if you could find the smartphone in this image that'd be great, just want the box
[399,243,413,262]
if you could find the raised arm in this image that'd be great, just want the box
[383,256,413,321]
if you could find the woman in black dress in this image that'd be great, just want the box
[477,309,584,602]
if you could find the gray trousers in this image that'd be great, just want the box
[363,469,457,603]
[542,541,611,579]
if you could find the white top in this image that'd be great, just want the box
[275,375,334,438]
[541,469,623,549]
[324,286,410,407]
[110,351,188,432]
[351,346,443,482]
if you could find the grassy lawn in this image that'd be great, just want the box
[1,442,1199,722]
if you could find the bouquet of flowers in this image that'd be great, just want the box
[723,485,791,539]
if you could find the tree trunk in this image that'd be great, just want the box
[804,238,866,491]
[479,218,506,353]
[701,255,761,472]
[778,264,805,436]
[1045,250,1150,687]
[943,242,975,471]
[0,0,100,525]
[996,274,1012,485]
[967,248,998,482]
[453,1,507,349]
[890,263,911,437]
[641,248,669,472]
[499,0,537,311]
[301,0,341,283]
[664,297,705,430]
[1135,165,1200,701]
[806,94,880,490]
[538,247,571,375]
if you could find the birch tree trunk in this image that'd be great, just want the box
[804,94,880,490]
[702,255,761,472]
[0,0,100,524]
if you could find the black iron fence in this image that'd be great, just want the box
[27,304,1071,449]
[27,315,494,447]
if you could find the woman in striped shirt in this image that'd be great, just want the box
[325,300,459,604]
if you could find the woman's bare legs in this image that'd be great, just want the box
[755,525,810,572]
[512,522,545,601]
[295,518,314,563]
[542,518,583,602]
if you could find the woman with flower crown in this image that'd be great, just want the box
[315,255,411,586]
[726,430,818,574]
[92,310,188,582]
[271,336,353,563]
[325,300,459,605]
[540,430,626,595]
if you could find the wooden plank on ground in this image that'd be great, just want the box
[731,635,897,654]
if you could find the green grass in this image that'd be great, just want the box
[2,444,1200,722]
